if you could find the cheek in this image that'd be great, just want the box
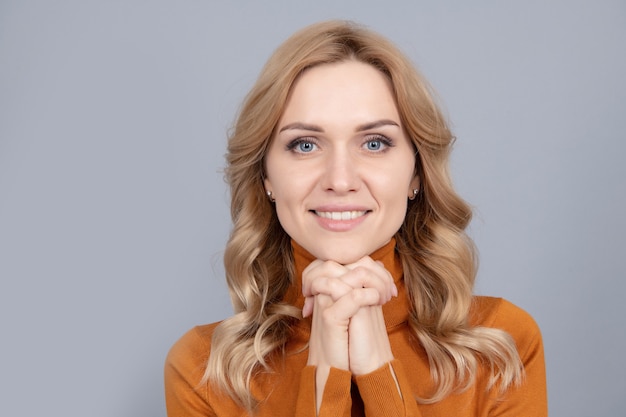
[272,181,304,226]
[273,198,307,245]
[271,175,306,201]
[376,163,414,201]
[387,187,410,216]
[270,160,320,201]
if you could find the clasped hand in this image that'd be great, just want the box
[302,256,398,377]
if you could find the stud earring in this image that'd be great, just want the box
[409,188,419,200]
[266,190,275,202]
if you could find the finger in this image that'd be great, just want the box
[302,260,349,297]
[306,259,395,304]
[339,266,391,298]
[303,271,381,317]
[359,257,397,297]
[307,294,350,371]
[341,262,397,303]
[302,296,313,318]
[308,275,354,301]
[348,305,394,375]
[346,257,394,287]
[321,288,381,324]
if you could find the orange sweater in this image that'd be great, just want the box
[165,240,547,416]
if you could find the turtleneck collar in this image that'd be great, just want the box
[284,238,410,331]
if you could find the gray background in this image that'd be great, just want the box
[1,1,624,416]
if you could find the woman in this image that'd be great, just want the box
[165,20,547,416]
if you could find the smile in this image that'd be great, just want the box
[314,210,368,220]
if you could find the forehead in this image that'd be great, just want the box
[279,60,400,125]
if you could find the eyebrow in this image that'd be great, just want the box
[278,119,400,133]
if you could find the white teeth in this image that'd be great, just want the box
[315,211,366,220]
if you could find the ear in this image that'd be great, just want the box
[408,176,420,199]
[263,177,272,195]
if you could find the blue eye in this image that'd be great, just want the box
[287,138,318,153]
[298,141,316,153]
[364,135,393,152]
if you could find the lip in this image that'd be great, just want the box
[310,205,371,232]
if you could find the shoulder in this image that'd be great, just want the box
[470,296,539,331]
[470,297,548,412]
[165,322,221,380]
[470,296,543,357]
[164,323,224,414]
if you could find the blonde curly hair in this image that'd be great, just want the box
[203,20,523,411]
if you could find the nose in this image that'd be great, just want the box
[320,148,360,194]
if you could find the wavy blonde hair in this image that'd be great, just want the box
[204,20,523,411]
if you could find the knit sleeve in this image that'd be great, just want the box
[488,300,548,417]
[295,366,353,417]
[354,359,423,416]
[164,327,215,417]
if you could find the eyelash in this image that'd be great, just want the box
[363,135,394,152]
[285,135,394,154]
[285,137,318,153]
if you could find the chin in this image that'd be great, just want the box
[312,245,372,265]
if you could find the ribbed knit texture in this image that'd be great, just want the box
[165,239,547,416]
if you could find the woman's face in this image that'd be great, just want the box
[264,60,418,264]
